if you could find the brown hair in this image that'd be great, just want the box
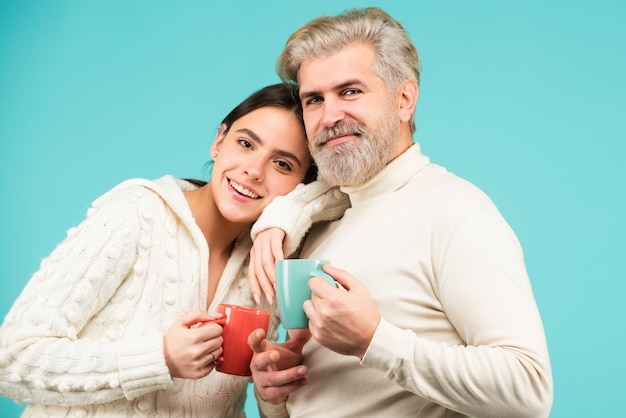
[191,84,317,185]
[277,7,421,134]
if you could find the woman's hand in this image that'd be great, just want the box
[163,310,224,379]
[249,228,287,305]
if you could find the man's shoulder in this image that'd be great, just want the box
[407,164,497,216]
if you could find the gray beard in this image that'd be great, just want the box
[310,111,398,187]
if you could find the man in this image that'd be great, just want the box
[247,7,553,418]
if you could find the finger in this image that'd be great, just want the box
[252,237,276,305]
[205,346,223,364]
[251,349,281,372]
[258,232,283,304]
[185,334,223,365]
[257,366,308,395]
[303,299,315,323]
[205,311,225,320]
[195,323,225,345]
[257,229,286,304]
[248,328,269,353]
[322,264,355,291]
[177,310,214,328]
[248,249,274,304]
[197,313,226,329]
[308,275,339,300]
[264,230,285,283]
[257,380,307,404]
[270,231,285,262]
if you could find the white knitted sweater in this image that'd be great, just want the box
[0,175,278,417]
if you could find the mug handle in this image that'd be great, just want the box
[313,269,337,288]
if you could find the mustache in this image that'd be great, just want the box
[313,122,366,146]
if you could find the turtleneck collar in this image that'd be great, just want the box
[339,142,430,208]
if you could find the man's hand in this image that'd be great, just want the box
[304,264,380,359]
[248,328,311,404]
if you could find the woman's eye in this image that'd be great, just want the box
[237,139,253,149]
[275,160,293,171]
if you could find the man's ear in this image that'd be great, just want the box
[397,79,419,123]
[210,123,228,157]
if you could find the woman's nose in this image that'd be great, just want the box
[243,158,264,180]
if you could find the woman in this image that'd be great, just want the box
[0,84,315,417]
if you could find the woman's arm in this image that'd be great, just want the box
[248,180,350,304]
[250,180,349,256]
[0,190,172,406]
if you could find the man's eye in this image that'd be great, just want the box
[344,88,361,96]
[305,97,321,105]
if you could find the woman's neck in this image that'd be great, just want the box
[183,185,246,255]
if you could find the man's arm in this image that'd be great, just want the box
[361,209,553,417]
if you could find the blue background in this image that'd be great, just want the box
[1,1,624,416]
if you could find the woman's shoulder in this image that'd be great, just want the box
[92,176,181,206]
[92,176,199,230]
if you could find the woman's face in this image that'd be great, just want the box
[210,106,310,225]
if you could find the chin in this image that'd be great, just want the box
[224,213,259,226]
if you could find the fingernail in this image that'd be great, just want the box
[265,292,274,305]
[253,293,261,305]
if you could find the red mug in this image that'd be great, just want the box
[211,304,270,376]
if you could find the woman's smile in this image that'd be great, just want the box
[228,178,262,200]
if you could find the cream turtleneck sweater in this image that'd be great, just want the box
[253,143,553,418]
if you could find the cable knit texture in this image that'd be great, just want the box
[0,175,280,417]
[250,179,350,256]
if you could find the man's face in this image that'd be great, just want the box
[298,42,400,187]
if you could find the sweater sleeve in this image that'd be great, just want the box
[251,180,350,256]
[361,209,553,418]
[254,385,290,418]
[0,189,172,406]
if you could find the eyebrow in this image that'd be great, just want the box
[236,128,304,168]
[299,79,365,101]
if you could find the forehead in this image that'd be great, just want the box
[229,106,308,153]
[298,43,380,92]
[230,106,298,129]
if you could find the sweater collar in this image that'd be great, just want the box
[152,175,197,220]
[339,142,430,207]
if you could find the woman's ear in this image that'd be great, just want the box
[210,123,228,157]
[397,79,419,124]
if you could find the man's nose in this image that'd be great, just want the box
[321,97,345,128]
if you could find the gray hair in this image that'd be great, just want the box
[277,7,421,133]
